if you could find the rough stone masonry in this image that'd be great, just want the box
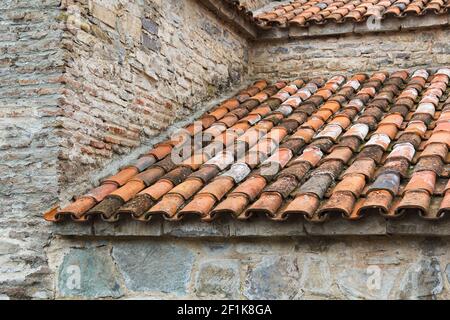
[1,0,450,299]
[1,0,249,299]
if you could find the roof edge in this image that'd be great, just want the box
[198,0,260,39]
[258,12,450,40]
[197,0,449,41]
[53,213,450,237]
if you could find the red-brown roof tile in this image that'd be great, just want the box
[254,0,449,29]
[47,68,450,224]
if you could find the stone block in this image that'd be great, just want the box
[93,216,162,236]
[304,214,387,236]
[0,239,21,255]
[287,26,309,38]
[52,220,94,236]
[142,18,159,35]
[195,259,240,299]
[119,13,142,42]
[387,215,450,236]
[162,216,231,237]
[142,33,161,52]
[308,23,354,37]
[112,241,195,294]
[57,247,123,298]
[398,258,444,299]
[353,18,401,34]
[336,265,401,299]
[243,255,302,299]
[91,3,116,28]
[299,254,333,297]
[401,14,449,30]
[445,264,450,286]
[230,215,307,237]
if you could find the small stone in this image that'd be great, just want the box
[244,256,302,299]
[337,266,400,299]
[58,247,123,298]
[299,255,332,296]
[112,242,195,294]
[91,3,116,28]
[0,239,20,255]
[195,260,240,299]
[142,34,161,52]
[398,258,443,299]
[119,13,142,42]
[445,264,450,284]
[142,18,159,35]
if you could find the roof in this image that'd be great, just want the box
[248,0,449,28]
[45,68,450,224]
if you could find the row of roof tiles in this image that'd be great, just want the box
[226,0,450,29]
[45,67,450,224]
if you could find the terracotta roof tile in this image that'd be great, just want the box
[47,68,450,224]
[252,0,449,29]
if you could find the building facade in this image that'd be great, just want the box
[1,0,450,299]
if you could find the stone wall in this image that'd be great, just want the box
[0,0,250,299]
[59,0,249,200]
[0,0,63,299]
[49,235,450,299]
[3,0,450,301]
[250,28,450,80]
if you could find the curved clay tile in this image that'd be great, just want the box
[48,68,450,224]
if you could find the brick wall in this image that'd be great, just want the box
[58,0,249,200]
[0,0,249,299]
[250,28,450,80]
[2,0,450,301]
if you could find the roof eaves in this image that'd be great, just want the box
[198,0,261,39]
[257,12,450,40]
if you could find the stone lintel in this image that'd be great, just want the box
[257,14,450,40]
[52,213,450,237]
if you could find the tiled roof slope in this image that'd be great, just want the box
[45,68,450,224]
[255,0,450,28]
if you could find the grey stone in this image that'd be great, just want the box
[142,18,159,35]
[398,258,443,299]
[299,254,332,297]
[230,215,306,237]
[52,220,94,236]
[445,264,450,285]
[93,216,162,236]
[287,26,308,38]
[387,215,450,236]
[244,256,302,299]
[112,241,195,294]
[142,33,161,52]
[337,266,400,300]
[304,214,387,236]
[202,21,221,37]
[163,216,230,237]
[308,23,354,36]
[195,260,240,299]
[58,247,123,298]
[401,14,448,30]
[0,240,20,255]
